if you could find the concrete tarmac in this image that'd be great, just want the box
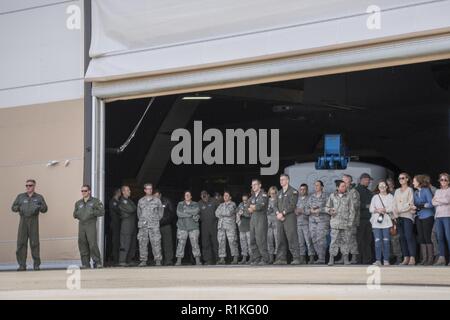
[1,265,450,299]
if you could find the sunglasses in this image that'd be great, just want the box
[398,177,406,180]
[81,190,89,193]
[25,184,34,187]
[440,179,449,182]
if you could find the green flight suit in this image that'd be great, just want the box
[11,192,48,268]
[73,197,105,267]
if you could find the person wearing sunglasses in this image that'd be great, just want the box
[412,174,435,265]
[393,173,416,265]
[369,181,394,266]
[73,185,105,269]
[432,173,450,266]
[11,179,48,271]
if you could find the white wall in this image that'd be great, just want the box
[0,0,85,108]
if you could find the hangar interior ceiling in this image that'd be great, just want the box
[105,59,450,200]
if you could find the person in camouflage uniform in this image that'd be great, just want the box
[273,174,302,265]
[137,183,164,267]
[246,179,270,265]
[175,191,201,266]
[295,183,316,264]
[11,179,48,271]
[266,186,279,264]
[307,180,330,264]
[216,191,239,265]
[73,184,105,269]
[326,180,356,266]
[236,194,251,264]
[118,185,137,267]
[343,174,361,264]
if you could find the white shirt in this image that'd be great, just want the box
[369,193,394,229]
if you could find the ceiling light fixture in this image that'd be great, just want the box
[182,95,211,100]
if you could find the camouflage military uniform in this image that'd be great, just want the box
[11,192,48,269]
[307,192,330,263]
[326,191,356,257]
[216,201,239,258]
[296,194,316,258]
[137,195,164,263]
[237,201,251,257]
[274,186,301,262]
[176,201,201,258]
[266,198,279,256]
[348,185,360,256]
[247,191,270,263]
[73,197,105,267]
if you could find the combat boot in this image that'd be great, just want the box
[268,254,274,264]
[238,256,248,265]
[93,262,103,269]
[118,262,128,267]
[195,257,202,265]
[273,259,287,265]
[350,254,358,264]
[138,261,147,267]
[315,254,326,264]
[257,260,267,266]
[17,265,26,272]
[217,257,226,265]
[231,256,239,265]
[434,256,446,266]
[155,260,162,266]
[328,256,335,266]
[290,258,301,265]
[175,258,182,266]
[33,265,40,271]
[334,256,344,264]
[299,255,306,265]
[308,256,315,265]
[343,254,351,265]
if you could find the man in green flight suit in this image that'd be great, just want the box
[73,184,105,269]
[11,179,48,271]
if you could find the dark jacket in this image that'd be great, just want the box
[160,196,176,226]
[356,184,373,221]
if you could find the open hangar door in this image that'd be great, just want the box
[101,59,450,264]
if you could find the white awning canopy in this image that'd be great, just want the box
[85,0,450,99]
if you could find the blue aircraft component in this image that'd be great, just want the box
[315,134,350,170]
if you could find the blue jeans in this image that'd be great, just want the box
[372,228,390,261]
[435,217,450,257]
[398,217,416,257]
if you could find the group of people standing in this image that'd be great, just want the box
[10,170,450,271]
